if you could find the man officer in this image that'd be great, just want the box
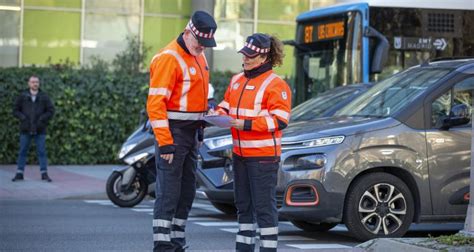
[146,11,217,251]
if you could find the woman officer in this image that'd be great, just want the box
[216,33,292,251]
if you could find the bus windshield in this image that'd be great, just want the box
[336,67,450,118]
[293,11,363,104]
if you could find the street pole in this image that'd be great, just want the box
[461,103,474,236]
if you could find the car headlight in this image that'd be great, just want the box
[118,143,137,159]
[203,135,233,149]
[282,136,345,149]
[283,154,327,171]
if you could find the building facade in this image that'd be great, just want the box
[0,0,339,76]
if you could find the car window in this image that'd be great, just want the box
[337,68,450,118]
[291,88,358,122]
[431,77,474,128]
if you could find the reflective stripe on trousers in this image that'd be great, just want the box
[153,128,198,252]
[233,155,279,252]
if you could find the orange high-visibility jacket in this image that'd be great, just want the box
[217,70,292,158]
[147,39,209,153]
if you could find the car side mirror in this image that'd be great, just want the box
[441,104,471,129]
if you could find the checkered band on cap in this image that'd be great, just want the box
[244,41,270,53]
[188,20,214,39]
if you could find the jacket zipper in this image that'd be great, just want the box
[194,57,206,111]
[236,78,250,156]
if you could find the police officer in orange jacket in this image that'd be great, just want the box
[216,33,292,251]
[146,11,217,252]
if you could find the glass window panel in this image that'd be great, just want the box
[22,10,80,65]
[83,12,139,64]
[24,0,81,8]
[145,0,191,15]
[0,10,19,67]
[143,16,188,65]
[213,20,253,72]
[215,0,254,19]
[259,0,308,21]
[0,0,20,5]
[86,0,139,14]
[257,23,296,77]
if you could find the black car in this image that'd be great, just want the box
[196,83,373,214]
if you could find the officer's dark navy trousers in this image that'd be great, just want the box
[153,128,198,252]
[233,154,279,252]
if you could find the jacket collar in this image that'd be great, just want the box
[243,61,272,79]
[177,33,191,55]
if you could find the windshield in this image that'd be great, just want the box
[291,87,360,122]
[336,67,450,117]
[293,11,362,104]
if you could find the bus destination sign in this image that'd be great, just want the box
[304,20,345,43]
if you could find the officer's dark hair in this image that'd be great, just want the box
[266,34,285,67]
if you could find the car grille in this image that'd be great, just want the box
[276,191,284,209]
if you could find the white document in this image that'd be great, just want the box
[204,115,233,128]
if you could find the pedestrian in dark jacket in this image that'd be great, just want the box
[12,75,55,182]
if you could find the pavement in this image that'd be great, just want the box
[2,164,474,251]
[0,164,117,200]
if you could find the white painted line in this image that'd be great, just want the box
[134,205,150,208]
[331,225,348,231]
[84,200,111,204]
[192,203,214,208]
[220,228,239,233]
[278,236,314,241]
[187,217,221,221]
[286,244,352,249]
[84,200,116,206]
[195,222,238,227]
[148,213,153,216]
[218,229,315,242]
[131,208,153,212]
[280,221,292,225]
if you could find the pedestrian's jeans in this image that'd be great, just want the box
[17,133,48,173]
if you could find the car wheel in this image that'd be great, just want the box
[211,202,237,215]
[343,172,414,241]
[290,220,338,232]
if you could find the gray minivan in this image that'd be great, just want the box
[277,59,474,240]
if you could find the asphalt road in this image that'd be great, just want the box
[0,198,464,251]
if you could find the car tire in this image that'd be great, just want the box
[290,220,338,232]
[211,202,237,215]
[343,172,414,241]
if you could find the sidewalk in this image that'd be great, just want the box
[0,164,117,200]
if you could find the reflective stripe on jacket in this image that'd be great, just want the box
[218,70,292,158]
[147,40,209,151]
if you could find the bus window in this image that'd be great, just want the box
[293,11,363,104]
[369,7,474,82]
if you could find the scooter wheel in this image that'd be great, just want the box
[106,171,147,207]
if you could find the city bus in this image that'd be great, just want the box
[288,0,474,104]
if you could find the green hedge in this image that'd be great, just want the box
[0,66,234,164]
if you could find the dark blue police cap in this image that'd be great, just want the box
[187,11,217,47]
[238,33,271,58]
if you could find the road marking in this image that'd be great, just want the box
[286,244,352,249]
[131,208,153,212]
[331,225,348,231]
[279,236,315,241]
[188,217,221,221]
[84,200,116,206]
[220,229,315,241]
[195,222,239,227]
[220,228,239,233]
